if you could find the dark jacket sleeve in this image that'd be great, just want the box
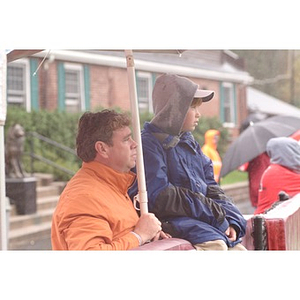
[153,185,229,232]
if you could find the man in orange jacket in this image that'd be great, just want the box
[51,110,167,250]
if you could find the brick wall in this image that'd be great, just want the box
[38,60,58,111]
[34,56,248,138]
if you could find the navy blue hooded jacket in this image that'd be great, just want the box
[129,74,246,246]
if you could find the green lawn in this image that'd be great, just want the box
[220,170,248,185]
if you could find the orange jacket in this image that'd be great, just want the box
[201,129,222,182]
[51,161,140,250]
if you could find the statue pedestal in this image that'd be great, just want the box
[6,177,37,215]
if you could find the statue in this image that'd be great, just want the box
[5,123,27,178]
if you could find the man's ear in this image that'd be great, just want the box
[95,141,109,158]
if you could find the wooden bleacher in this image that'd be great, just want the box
[242,193,300,250]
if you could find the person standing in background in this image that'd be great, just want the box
[255,137,300,214]
[202,129,222,183]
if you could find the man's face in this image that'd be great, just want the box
[181,102,201,132]
[106,126,137,173]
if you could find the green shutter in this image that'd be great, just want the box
[84,65,90,110]
[57,62,65,111]
[30,58,39,110]
[151,73,156,85]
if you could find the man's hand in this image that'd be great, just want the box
[134,213,162,244]
[225,226,237,242]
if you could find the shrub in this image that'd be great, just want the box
[5,106,229,181]
[5,106,82,181]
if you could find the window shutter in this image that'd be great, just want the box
[30,58,39,110]
[84,65,90,110]
[57,62,65,111]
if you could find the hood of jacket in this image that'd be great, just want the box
[267,137,300,172]
[150,73,213,137]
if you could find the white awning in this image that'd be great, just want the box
[247,87,300,117]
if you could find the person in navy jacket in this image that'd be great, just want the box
[129,74,247,250]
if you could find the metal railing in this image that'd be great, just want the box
[26,131,79,177]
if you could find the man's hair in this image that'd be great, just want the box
[76,109,131,162]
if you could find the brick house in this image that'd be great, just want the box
[6,49,253,137]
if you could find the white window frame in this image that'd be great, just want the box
[222,82,235,128]
[136,71,153,113]
[64,63,85,112]
[7,58,31,112]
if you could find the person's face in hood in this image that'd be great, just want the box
[150,74,214,136]
[181,98,202,132]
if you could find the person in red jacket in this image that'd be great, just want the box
[239,129,300,208]
[255,137,300,214]
[51,110,167,250]
[239,152,270,208]
[202,129,222,183]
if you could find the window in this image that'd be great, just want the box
[136,72,153,113]
[7,59,31,111]
[64,63,85,113]
[221,82,236,127]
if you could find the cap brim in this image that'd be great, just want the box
[194,89,214,102]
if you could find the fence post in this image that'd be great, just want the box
[252,215,268,250]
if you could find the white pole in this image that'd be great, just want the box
[125,50,148,214]
[0,50,8,250]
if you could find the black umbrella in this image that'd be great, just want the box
[220,115,300,177]
[239,112,268,133]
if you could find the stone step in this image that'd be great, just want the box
[8,196,59,250]
[36,182,65,198]
[7,174,63,250]
[9,207,55,231]
[34,173,55,187]
[37,195,59,211]
[10,194,59,217]
[8,221,52,250]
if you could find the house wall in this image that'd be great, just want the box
[90,65,111,109]
[89,65,137,111]
[45,61,58,110]
[28,54,249,140]
[237,84,248,131]
[107,67,131,110]
[38,62,132,112]
[38,60,58,111]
